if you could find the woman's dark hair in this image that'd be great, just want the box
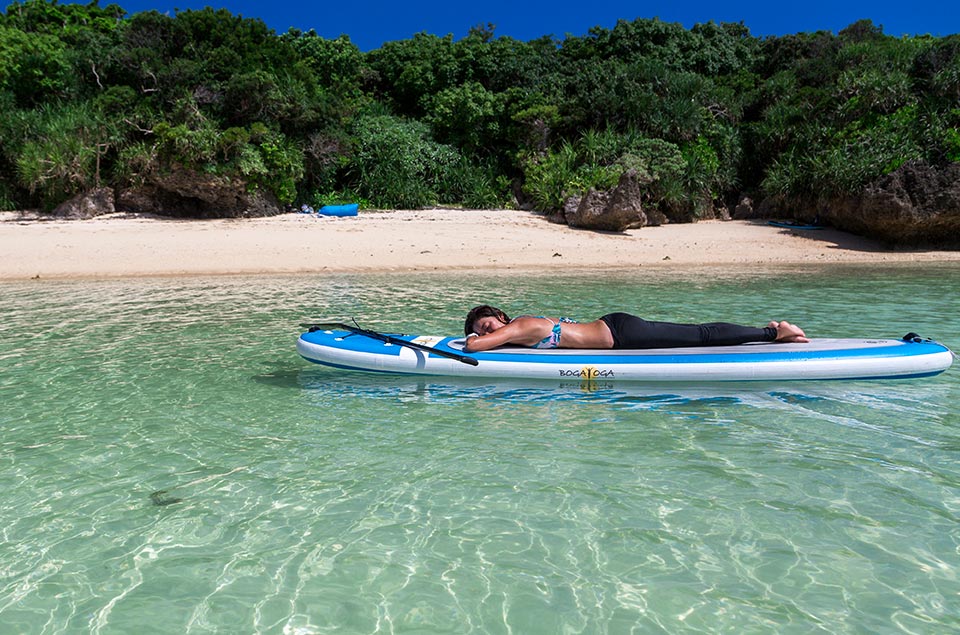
[464,305,511,335]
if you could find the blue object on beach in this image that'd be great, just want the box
[318,203,359,217]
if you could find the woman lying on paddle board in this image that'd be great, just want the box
[463,305,809,352]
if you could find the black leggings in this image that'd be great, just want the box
[599,313,777,349]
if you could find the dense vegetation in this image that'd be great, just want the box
[1,0,957,216]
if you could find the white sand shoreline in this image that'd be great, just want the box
[2,209,958,281]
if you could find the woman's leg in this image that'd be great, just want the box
[601,313,776,349]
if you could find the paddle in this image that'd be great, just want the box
[299,320,479,366]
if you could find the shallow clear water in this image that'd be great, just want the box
[1,265,958,634]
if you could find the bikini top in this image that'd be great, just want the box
[514,316,578,349]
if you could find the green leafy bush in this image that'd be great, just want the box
[13,100,113,208]
[251,133,304,204]
[348,114,460,209]
[424,82,506,157]
[520,142,579,211]
[438,158,510,209]
[945,123,960,162]
[0,25,71,106]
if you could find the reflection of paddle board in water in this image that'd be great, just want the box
[295,368,954,408]
[768,220,824,230]
[297,327,953,382]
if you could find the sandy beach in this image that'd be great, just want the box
[2,208,958,280]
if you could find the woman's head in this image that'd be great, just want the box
[464,305,511,336]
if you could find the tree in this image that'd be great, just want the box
[365,32,462,116]
[0,24,71,106]
[424,81,506,157]
[284,31,364,93]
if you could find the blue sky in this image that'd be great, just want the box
[71,1,960,51]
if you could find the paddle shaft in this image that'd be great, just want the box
[300,322,479,366]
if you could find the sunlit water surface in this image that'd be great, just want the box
[1,265,958,634]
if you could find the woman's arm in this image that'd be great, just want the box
[463,326,517,352]
[463,319,541,352]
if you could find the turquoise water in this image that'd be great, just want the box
[1,265,958,634]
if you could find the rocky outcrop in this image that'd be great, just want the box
[826,161,960,247]
[733,195,756,220]
[554,169,735,231]
[51,187,115,219]
[48,169,282,220]
[561,169,666,232]
[118,168,281,218]
[756,161,960,247]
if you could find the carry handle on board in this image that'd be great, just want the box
[300,321,479,366]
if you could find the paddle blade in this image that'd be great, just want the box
[300,322,351,331]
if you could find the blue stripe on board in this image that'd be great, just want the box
[299,352,946,381]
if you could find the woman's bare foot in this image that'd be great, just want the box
[768,320,810,343]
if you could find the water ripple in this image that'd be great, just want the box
[1,268,958,633]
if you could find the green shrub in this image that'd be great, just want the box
[681,136,721,198]
[0,25,72,106]
[520,142,579,210]
[762,148,807,197]
[424,82,505,157]
[253,134,304,204]
[576,127,642,165]
[438,158,510,209]
[113,142,157,186]
[0,179,18,210]
[348,114,460,208]
[13,101,104,209]
[520,133,713,214]
[945,127,960,162]
[762,104,925,199]
[153,120,219,166]
[617,137,687,205]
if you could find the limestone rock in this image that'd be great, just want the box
[564,169,658,232]
[733,196,755,220]
[545,195,580,225]
[826,161,960,246]
[117,168,282,218]
[51,187,115,219]
[757,161,960,247]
